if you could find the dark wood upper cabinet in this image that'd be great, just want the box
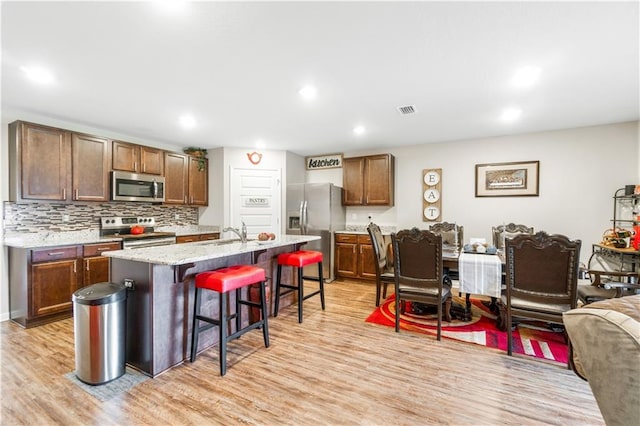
[164,152,189,204]
[72,133,111,201]
[140,146,164,175]
[163,152,208,206]
[10,121,71,202]
[188,156,208,206]
[112,141,163,175]
[342,154,394,206]
[343,157,366,205]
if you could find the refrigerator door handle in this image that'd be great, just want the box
[302,201,309,234]
[298,201,305,233]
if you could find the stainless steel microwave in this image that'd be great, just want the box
[112,171,165,203]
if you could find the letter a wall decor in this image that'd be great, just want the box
[422,168,442,222]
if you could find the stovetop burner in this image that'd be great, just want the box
[100,216,175,239]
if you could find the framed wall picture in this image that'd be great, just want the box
[475,161,539,197]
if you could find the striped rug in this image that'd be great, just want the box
[366,294,569,364]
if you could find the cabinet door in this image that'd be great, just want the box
[164,152,189,204]
[342,157,365,205]
[31,259,79,317]
[140,146,164,175]
[84,257,110,285]
[364,154,394,205]
[335,243,358,278]
[112,141,139,172]
[72,133,111,201]
[359,243,377,280]
[18,122,71,201]
[188,156,208,206]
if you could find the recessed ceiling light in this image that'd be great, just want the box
[154,0,189,14]
[353,125,366,135]
[255,139,266,149]
[20,65,54,85]
[512,66,541,87]
[500,107,522,122]
[179,115,196,129]
[299,85,317,100]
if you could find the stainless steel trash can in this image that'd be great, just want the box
[72,282,127,385]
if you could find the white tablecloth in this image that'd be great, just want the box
[458,252,502,298]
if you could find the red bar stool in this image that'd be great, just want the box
[190,265,269,376]
[274,250,325,323]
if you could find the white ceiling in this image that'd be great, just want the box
[2,1,638,156]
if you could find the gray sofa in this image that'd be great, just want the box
[563,295,640,426]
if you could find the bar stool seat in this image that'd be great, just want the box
[274,250,325,323]
[190,265,269,376]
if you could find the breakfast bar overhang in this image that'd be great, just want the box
[103,235,320,377]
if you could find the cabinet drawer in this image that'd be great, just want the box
[83,242,121,257]
[336,233,358,243]
[31,246,81,263]
[176,235,200,244]
[357,234,372,245]
[200,233,220,241]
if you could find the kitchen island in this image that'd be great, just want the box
[103,235,320,377]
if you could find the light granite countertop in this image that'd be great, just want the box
[3,225,222,249]
[103,234,320,266]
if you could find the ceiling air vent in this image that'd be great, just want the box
[397,105,417,115]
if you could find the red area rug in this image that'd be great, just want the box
[366,295,568,364]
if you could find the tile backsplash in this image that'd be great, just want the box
[3,201,199,235]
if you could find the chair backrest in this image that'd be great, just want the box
[392,228,442,289]
[367,222,387,273]
[429,222,463,252]
[505,231,581,307]
[492,223,534,249]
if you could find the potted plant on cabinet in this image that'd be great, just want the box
[183,147,207,171]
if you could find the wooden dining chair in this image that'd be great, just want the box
[367,223,395,306]
[492,223,534,251]
[500,231,581,368]
[391,228,452,340]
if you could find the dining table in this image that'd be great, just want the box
[442,250,505,320]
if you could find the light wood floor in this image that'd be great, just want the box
[1,279,603,425]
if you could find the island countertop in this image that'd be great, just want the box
[102,234,320,266]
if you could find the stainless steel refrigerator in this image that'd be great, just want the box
[286,183,346,282]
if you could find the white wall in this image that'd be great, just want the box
[198,147,290,233]
[327,121,639,266]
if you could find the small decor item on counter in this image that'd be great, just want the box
[130,225,145,235]
[257,232,276,241]
[183,147,208,171]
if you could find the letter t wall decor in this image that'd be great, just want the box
[423,168,442,222]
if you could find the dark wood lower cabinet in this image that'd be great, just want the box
[31,259,79,317]
[9,241,121,328]
[83,257,110,286]
[335,233,376,281]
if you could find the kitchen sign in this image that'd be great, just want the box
[305,153,343,170]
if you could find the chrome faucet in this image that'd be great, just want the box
[223,221,248,243]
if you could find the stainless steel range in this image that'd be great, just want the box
[100,216,176,249]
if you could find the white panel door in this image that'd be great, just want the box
[229,167,281,239]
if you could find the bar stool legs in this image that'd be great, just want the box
[190,265,269,376]
[273,250,325,323]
